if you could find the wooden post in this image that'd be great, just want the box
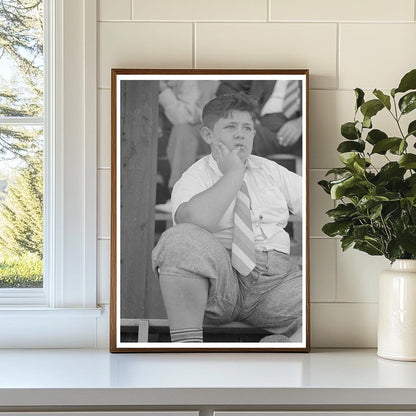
[120,80,160,319]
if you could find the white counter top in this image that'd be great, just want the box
[0,349,416,408]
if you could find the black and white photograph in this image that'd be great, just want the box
[110,69,310,352]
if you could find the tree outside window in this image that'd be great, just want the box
[0,0,44,288]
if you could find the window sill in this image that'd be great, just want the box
[0,306,102,315]
[0,307,105,348]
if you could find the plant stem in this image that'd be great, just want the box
[390,96,406,139]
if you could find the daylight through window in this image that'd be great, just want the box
[0,0,44,289]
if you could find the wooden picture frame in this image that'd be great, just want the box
[110,69,310,352]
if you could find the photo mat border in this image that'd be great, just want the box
[110,69,310,353]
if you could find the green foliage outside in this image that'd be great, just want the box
[0,252,42,288]
[0,0,44,288]
[0,154,43,258]
[319,69,416,263]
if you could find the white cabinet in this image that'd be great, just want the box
[215,413,416,416]
[1,349,416,415]
[0,413,199,416]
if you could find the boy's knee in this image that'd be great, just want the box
[153,223,218,261]
[159,223,211,247]
[152,223,229,278]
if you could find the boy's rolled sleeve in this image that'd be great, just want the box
[171,163,209,225]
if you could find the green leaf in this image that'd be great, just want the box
[355,88,365,110]
[341,122,360,140]
[398,92,416,115]
[360,99,384,119]
[318,180,331,194]
[357,195,389,212]
[353,158,366,174]
[386,240,403,263]
[330,175,365,200]
[407,120,416,137]
[399,139,407,154]
[337,140,365,153]
[389,139,408,155]
[391,88,396,98]
[341,235,355,251]
[330,176,354,199]
[398,227,416,255]
[339,152,360,166]
[353,224,374,240]
[396,69,416,94]
[354,241,383,256]
[326,203,357,220]
[399,154,416,169]
[373,89,391,110]
[406,175,416,196]
[371,137,402,154]
[363,116,372,129]
[322,221,351,237]
[365,236,384,252]
[369,203,383,220]
[325,167,352,176]
[378,162,406,181]
[366,129,388,145]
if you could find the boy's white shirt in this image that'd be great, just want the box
[171,154,302,254]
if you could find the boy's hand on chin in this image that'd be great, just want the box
[213,143,245,175]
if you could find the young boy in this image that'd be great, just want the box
[152,92,303,343]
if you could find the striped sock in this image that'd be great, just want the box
[170,328,203,343]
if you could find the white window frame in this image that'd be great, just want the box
[0,0,101,348]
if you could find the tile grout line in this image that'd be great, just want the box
[311,301,378,305]
[98,19,416,24]
[267,0,271,22]
[193,22,197,68]
[336,22,340,90]
[333,229,338,302]
[333,196,339,302]
[130,0,133,20]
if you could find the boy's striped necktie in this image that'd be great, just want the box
[231,181,256,276]
[283,80,301,119]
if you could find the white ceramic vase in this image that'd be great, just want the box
[378,259,416,361]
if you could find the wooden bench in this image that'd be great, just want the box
[120,318,271,343]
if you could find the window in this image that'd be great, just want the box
[0,0,101,347]
[0,0,45,298]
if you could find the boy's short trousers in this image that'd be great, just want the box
[152,223,302,338]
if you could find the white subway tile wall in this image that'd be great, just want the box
[132,0,269,21]
[99,0,131,20]
[336,246,390,303]
[270,0,414,22]
[311,303,378,347]
[98,169,111,239]
[98,90,111,168]
[339,24,416,90]
[97,239,110,305]
[98,22,193,88]
[310,239,336,302]
[97,0,416,347]
[196,23,338,89]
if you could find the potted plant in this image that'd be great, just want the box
[319,68,416,361]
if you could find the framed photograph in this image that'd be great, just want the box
[110,69,310,352]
